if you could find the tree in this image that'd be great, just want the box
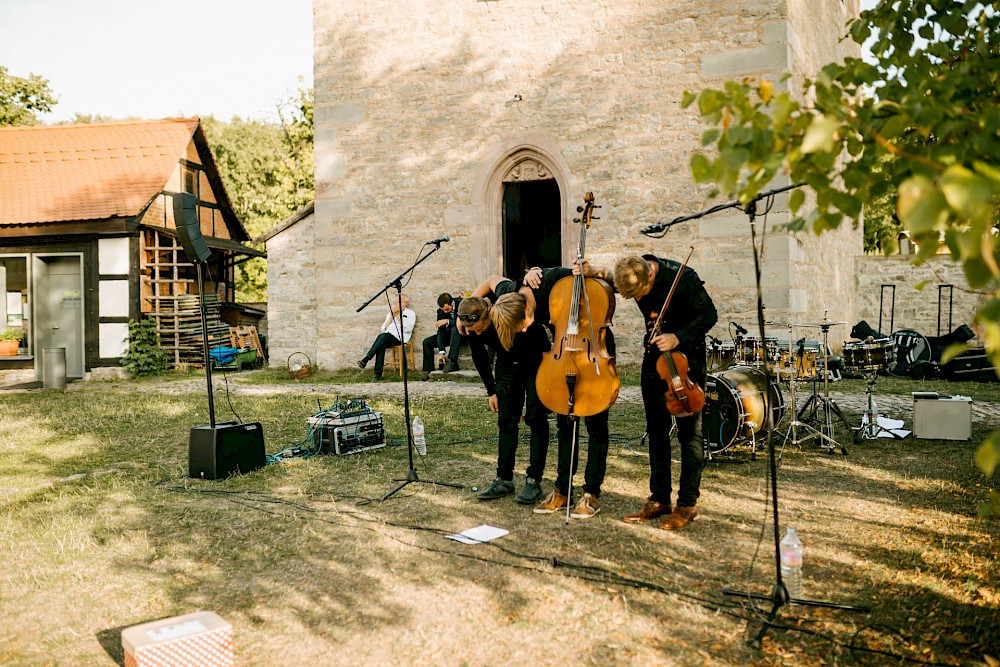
[682,0,999,513]
[0,66,56,126]
[202,85,314,302]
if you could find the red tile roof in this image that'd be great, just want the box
[0,119,199,225]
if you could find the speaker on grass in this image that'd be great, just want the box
[188,422,266,479]
[173,192,212,264]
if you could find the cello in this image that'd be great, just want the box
[647,246,706,417]
[536,193,620,417]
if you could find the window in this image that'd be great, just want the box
[0,256,29,354]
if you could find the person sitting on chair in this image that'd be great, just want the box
[421,292,463,374]
[358,295,416,381]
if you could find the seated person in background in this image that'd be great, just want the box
[421,292,463,374]
[357,295,416,381]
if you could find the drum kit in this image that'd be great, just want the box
[703,315,856,459]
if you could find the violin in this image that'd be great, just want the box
[536,193,619,417]
[648,246,705,417]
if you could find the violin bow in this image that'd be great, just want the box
[646,245,695,353]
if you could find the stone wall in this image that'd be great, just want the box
[855,254,989,344]
[264,212,318,369]
[300,0,862,368]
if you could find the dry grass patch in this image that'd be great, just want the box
[0,379,996,666]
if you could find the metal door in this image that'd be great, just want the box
[34,255,84,378]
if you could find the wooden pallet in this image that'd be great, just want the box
[229,325,266,362]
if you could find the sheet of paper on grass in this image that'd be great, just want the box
[862,413,910,438]
[444,524,508,544]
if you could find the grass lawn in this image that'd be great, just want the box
[0,369,997,666]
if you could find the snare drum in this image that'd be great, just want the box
[842,337,895,373]
[737,336,781,367]
[704,366,786,452]
[776,347,819,379]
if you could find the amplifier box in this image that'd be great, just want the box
[912,393,972,440]
[122,611,232,667]
[188,422,266,479]
[308,411,386,455]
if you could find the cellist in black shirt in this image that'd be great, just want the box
[614,254,718,530]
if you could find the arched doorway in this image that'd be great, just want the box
[471,138,579,284]
[501,159,561,281]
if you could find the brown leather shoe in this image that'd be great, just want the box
[622,498,671,524]
[660,505,699,531]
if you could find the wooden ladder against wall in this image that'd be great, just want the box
[139,229,229,367]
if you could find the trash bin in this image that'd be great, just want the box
[43,347,67,390]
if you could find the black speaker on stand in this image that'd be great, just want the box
[173,193,265,479]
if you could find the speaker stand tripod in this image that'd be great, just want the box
[356,241,463,501]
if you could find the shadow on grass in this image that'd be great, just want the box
[1,384,997,665]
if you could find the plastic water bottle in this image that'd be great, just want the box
[412,416,427,456]
[780,527,803,599]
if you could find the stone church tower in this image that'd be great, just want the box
[270,0,862,370]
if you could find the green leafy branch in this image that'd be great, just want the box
[682,0,1000,502]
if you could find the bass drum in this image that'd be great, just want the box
[704,366,785,452]
[888,329,931,377]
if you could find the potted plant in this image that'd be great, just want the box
[0,328,22,356]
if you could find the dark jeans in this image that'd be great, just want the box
[554,411,609,497]
[494,355,549,482]
[641,353,705,508]
[363,332,401,378]
[421,325,463,372]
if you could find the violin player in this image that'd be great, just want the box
[614,254,718,530]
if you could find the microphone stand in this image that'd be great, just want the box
[641,183,804,237]
[642,183,869,647]
[357,240,463,501]
[720,196,869,646]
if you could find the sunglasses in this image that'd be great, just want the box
[457,313,482,323]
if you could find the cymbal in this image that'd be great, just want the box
[798,320,848,328]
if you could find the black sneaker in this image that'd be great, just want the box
[476,477,515,500]
[443,360,460,373]
[357,358,368,369]
[515,477,542,504]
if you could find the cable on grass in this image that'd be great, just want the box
[163,486,957,666]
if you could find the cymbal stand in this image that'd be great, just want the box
[858,371,904,440]
[777,326,824,460]
[795,321,851,455]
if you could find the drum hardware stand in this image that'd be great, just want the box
[357,239,463,501]
[858,372,904,440]
[775,326,823,460]
[795,319,851,455]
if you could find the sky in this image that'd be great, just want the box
[0,0,313,124]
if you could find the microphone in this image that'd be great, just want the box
[427,235,450,245]
[732,322,747,336]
